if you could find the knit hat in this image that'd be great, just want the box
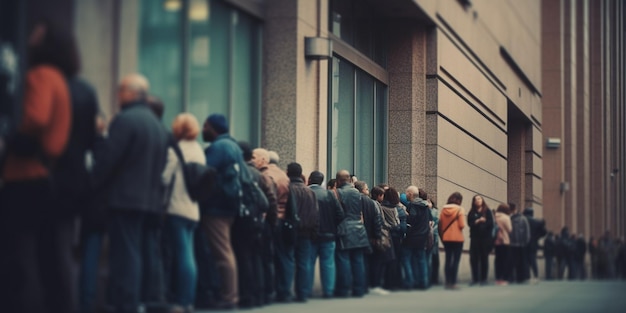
[206,114,229,134]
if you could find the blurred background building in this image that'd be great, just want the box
[1,0,623,240]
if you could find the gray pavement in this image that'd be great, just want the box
[197,280,626,313]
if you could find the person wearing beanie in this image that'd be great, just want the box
[200,113,245,309]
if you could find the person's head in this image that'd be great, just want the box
[171,113,200,141]
[268,151,280,165]
[146,95,164,120]
[308,171,324,186]
[118,73,149,106]
[370,186,385,202]
[336,170,351,186]
[202,113,229,142]
[287,162,302,178]
[327,178,337,190]
[446,192,463,206]
[470,194,488,215]
[383,187,400,206]
[496,203,510,215]
[377,183,390,191]
[405,185,419,202]
[350,175,358,184]
[418,188,428,201]
[523,207,534,217]
[354,181,369,195]
[252,148,269,169]
[508,202,517,214]
[28,19,80,77]
[238,141,253,162]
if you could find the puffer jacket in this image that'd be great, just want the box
[439,204,465,243]
[403,198,432,248]
[310,184,344,241]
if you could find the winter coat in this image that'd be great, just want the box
[509,213,531,247]
[495,212,512,246]
[287,177,319,239]
[468,208,495,244]
[335,183,371,250]
[162,139,206,221]
[92,102,169,212]
[403,198,433,248]
[439,204,465,243]
[310,184,344,242]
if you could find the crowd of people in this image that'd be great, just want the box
[2,18,626,313]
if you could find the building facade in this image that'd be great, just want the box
[6,0,624,240]
[542,0,626,238]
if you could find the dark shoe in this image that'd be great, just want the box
[275,296,293,303]
[322,294,334,299]
[294,297,307,303]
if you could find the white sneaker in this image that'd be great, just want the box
[370,287,390,295]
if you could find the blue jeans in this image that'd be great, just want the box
[401,247,430,289]
[165,215,197,306]
[309,240,336,297]
[79,231,103,313]
[295,237,314,300]
[274,223,295,301]
[443,242,463,286]
[335,248,366,297]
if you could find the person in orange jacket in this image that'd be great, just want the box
[439,192,466,290]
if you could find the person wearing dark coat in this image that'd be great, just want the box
[91,73,170,313]
[334,170,370,298]
[523,207,547,282]
[468,195,495,286]
[402,186,433,290]
[544,232,556,280]
[308,171,344,299]
[574,234,587,279]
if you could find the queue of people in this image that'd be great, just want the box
[2,18,626,313]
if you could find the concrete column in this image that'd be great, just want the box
[542,0,566,231]
[387,20,427,192]
[262,0,329,174]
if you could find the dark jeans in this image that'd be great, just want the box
[310,240,336,297]
[261,221,275,303]
[295,236,314,300]
[108,210,165,313]
[495,245,511,281]
[164,215,197,306]
[545,254,554,280]
[385,237,404,290]
[469,239,490,283]
[274,222,295,301]
[443,242,463,286]
[79,230,104,313]
[430,247,440,285]
[510,246,529,283]
[232,219,263,307]
[193,225,219,308]
[367,250,386,288]
[0,180,77,313]
[401,246,430,289]
[335,248,366,297]
[527,244,539,278]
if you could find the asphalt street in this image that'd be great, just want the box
[197,280,626,313]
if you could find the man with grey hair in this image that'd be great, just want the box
[402,186,433,289]
[92,73,170,313]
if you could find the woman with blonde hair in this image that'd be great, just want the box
[439,192,466,290]
[162,113,206,312]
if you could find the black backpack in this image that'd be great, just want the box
[237,162,269,229]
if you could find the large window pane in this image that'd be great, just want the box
[375,81,387,184]
[329,56,388,185]
[330,57,355,175]
[188,0,229,125]
[231,11,255,143]
[355,71,374,185]
[139,0,183,126]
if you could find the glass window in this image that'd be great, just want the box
[330,0,387,68]
[139,0,262,145]
[329,56,387,185]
